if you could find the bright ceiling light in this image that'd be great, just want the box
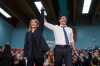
[0,7,11,18]
[34,1,47,16]
[82,7,90,14]
[82,0,92,14]
[84,0,92,6]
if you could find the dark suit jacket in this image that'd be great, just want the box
[24,9,49,59]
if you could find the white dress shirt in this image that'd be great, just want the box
[44,22,74,45]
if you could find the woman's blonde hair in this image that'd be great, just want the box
[29,19,39,31]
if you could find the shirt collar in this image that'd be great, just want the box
[60,25,67,27]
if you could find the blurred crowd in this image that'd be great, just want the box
[0,44,25,66]
[72,48,100,66]
[0,44,100,66]
[44,47,100,66]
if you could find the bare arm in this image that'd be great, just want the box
[71,42,78,56]
[70,29,78,56]
[71,42,76,51]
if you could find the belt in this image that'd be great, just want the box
[56,45,70,48]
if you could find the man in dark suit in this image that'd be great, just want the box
[24,9,49,66]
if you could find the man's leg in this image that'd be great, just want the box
[54,46,63,66]
[64,47,73,66]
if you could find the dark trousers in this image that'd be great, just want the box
[27,56,44,66]
[54,45,73,66]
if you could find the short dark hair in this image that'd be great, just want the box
[59,14,67,19]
